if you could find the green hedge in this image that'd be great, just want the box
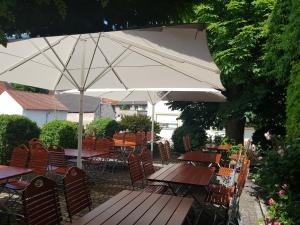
[85,118,119,138]
[287,63,300,149]
[172,125,207,154]
[0,115,40,164]
[40,120,78,148]
[119,114,161,134]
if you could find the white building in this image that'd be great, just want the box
[0,89,68,127]
[148,101,182,140]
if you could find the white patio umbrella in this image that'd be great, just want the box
[64,88,226,153]
[0,24,224,167]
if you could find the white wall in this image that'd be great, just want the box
[23,110,67,127]
[147,101,182,140]
[67,112,95,127]
[0,91,23,115]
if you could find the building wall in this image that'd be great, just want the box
[23,110,67,127]
[0,91,24,115]
[147,101,182,140]
[67,112,95,127]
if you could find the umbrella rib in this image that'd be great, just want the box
[85,45,132,90]
[146,90,154,105]
[0,36,68,76]
[54,35,82,90]
[88,34,128,90]
[43,36,81,89]
[83,33,102,89]
[119,90,135,102]
[28,39,78,90]
[102,33,219,73]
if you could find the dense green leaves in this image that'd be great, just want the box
[40,120,78,148]
[0,115,40,164]
[85,118,119,138]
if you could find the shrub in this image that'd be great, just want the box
[40,120,78,148]
[85,118,120,138]
[0,115,40,164]
[172,125,207,154]
[119,114,161,134]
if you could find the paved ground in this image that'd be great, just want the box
[0,163,264,225]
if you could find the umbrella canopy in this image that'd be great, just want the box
[0,24,224,167]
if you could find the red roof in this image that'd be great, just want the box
[6,90,68,111]
[0,81,9,94]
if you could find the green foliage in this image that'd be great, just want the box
[85,118,119,138]
[0,115,40,164]
[10,83,49,94]
[171,125,207,154]
[40,120,78,148]
[286,63,300,147]
[119,114,161,134]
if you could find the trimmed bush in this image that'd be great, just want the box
[40,120,78,148]
[172,125,207,154]
[0,115,40,164]
[85,118,119,138]
[119,114,161,134]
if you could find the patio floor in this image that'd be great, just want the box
[0,162,263,225]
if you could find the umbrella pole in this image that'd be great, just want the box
[151,103,155,157]
[77,90,84,168]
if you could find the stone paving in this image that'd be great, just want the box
[0,163,263,225]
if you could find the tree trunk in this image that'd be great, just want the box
[225,117,246,144]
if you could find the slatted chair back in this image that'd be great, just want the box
[10,144,29,168]
[128,153,144,187]
[140,148,155,177]
[136,131,145,147]
[83,135,95,151]
[29,144,49,176]
[28,138,42,149]
[164,140,171,160]
[48,145,66,168]
[113,132,125,146]
[158,142,169,164]
[22,176,62,225]
[183,135,191,152]
[63,167,92,222]
[237,159,250,195]
[124,132,137,146]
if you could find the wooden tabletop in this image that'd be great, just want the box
[64,149,107,158]
[177,151,221,164]
[0,165,32,180]
[71,190,193,225]
[205,144,231,151]
[147,163,215,187]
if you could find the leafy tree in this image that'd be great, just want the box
[169,0,277,143]
[85,118,119,138]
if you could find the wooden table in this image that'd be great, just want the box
[0,165,32,181]
[71,190,194,225]
[64,149,107,158]
[205,144,231,152]
[147,163,214,187]
[177,151,221,166]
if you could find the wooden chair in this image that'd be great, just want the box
[113,132,125,146]
[5,144,49,191]
[128,152,167,194]
[140,148,156,177]
[83,135,95,151]
[48,145,69,175]
[10,144,29,168]
[63,167,92,222]
[22,176,62,225]
[158,142,169,164]
[183,135,191,152]
[164,140,172,160]
[28,138,42,149]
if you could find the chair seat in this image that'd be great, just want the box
[5,180,29,190]
[217,167,232,177]
[144,184,168,194]
[54,167,70,174]
[209,184,235,195]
